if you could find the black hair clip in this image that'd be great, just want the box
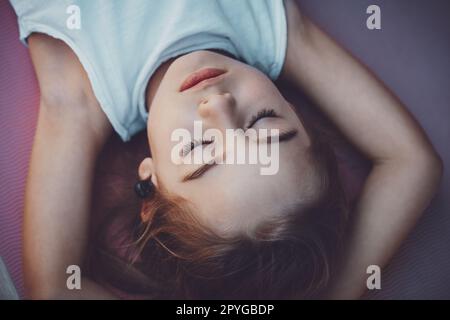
[134,179,154,198]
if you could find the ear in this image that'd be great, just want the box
[138,157,158,188]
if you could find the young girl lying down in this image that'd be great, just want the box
[12,0,442,299]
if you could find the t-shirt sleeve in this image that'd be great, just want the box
[228,0,288,80]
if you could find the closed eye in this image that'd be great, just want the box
[181,129,298,182]
[181,108,280,157]
[181,138,214,157]
[245,108,279,129]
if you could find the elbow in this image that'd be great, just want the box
[26,283,72,300]
[388,143,444,196]
[26,284,57,300]
[412,145,444,190]
[28,291,54,301]
[24,271,68,300]
[420,146,443,178]
[25,278,60,300]
[429,152,443,190]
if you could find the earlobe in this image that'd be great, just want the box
[150,174,158,188]
[135,157,158,199]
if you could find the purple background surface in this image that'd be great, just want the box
[1,0,449,299]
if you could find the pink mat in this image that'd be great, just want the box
[0,1,39,298]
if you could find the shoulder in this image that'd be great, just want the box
[28,33,99,112]
[28,33,112,143]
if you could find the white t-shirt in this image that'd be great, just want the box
[10,0,288,141]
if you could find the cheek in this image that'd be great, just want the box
[241,79,285,107]
[148,106,181,153]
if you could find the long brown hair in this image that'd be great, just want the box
[89,105,348,299]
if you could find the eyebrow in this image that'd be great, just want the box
[181,129,298,182]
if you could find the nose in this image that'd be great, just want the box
[197,92,237,129]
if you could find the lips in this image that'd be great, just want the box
[179,68,227,92]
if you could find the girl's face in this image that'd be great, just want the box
[144,50,318,235]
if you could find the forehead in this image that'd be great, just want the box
[181,158,310,236]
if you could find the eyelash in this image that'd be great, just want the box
[182,108,279,156]
[245,108,278,130]
[182,138,214,157]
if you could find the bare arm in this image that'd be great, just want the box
[24,34,115,299]
[281,0,443,299]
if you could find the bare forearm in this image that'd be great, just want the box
[24,34,115,299]
[326,156,442,299]
[24,104,113,299]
